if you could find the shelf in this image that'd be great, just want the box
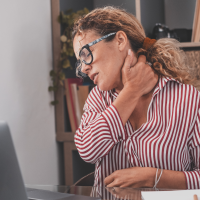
[56,132,75,142]
[179,42,200,48]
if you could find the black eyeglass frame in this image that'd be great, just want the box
[76,32,117,68]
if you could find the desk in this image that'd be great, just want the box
[26,185,174,200]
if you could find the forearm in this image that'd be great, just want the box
[75,105,127,163]
[75,128,115,164]
[113,86,141,126]
[112,51,158,126]
[146,168,187,189]
[75,114,114,163]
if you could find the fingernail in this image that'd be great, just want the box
[128,49,131,55]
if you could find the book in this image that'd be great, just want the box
[77,85,90,117]
[71,84,90,127]
[71,84,82,127]
[64,78,83,132]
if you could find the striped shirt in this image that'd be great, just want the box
[74,77,200,189]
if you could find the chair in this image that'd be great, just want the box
[73,172,94,186]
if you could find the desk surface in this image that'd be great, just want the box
[26,185,175,200]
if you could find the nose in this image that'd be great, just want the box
[81,62,91,74]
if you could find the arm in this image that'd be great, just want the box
[75,50,158,164]
[104,167,187,189]
[113,50,158,126]
[105,94,200,189]
[183,99,200,189]
[74,87,126,164]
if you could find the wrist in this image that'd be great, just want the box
[113,85,141,126]
[122,84,142,100]
[144,167,157,188]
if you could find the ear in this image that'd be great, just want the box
[115,31,128,51]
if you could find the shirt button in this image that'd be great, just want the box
[118,136,122,140]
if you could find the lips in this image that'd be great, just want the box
[90,73,99,82]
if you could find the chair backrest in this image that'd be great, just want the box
[73,172,94,186]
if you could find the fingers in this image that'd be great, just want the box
[104,174,114,186]
[124,49,134,69]
[104,172,122,188]
[106,180,121,188]
[124,49,139,69]
[125,50,149,67]
[137,54,146,64]
[129,49,138,67]
[106,187,123,195]
[124,50,147,70]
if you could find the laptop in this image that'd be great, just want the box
[0,121,100,200]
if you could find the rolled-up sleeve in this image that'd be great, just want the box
[74,87,127,164]
[183,100,200,189]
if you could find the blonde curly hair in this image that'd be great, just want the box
[72,6,199,88]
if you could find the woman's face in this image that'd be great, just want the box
[73,30,134,92]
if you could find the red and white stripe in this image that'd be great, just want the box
[74,77,200,189]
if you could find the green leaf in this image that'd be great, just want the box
[48,86,58,92]
[51,100,59,105]
[50,7,90,105]
[57,11,64,23]
[63,59,70,68]
[48,86,54,91]
[66,9,73,14]
[49,70,56,77]
[71,50,74,57]
[59,72,65,80]
[59,80,64,86]
[83,7,89,13]
[69,42,73,47]
[63,43,67,51]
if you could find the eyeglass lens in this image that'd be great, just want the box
[80,47,92,64]
[75,47,92,77]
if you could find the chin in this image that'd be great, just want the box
[98,82,113,91]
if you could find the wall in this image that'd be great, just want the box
[140,0,165,36]
[0,0,61,184]
[94,0,136,15]
[164,0,196,29]
[94,0,196,36]
[93,0,164,36]
[60,0,93,12]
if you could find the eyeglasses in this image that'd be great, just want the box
[75,32,116,77]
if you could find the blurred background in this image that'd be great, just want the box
[0,0,199,186]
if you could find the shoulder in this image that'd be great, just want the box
[158,77,200,107]
[164,79,200,110]
[84,86,112,112]
[167,79,200,97]
[161,77,200,97]
[88,85,111,101]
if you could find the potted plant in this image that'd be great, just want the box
[49,8,89,105]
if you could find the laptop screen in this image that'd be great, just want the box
[0,121,28,200]
[0,121,101,200]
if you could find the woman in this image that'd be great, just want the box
[72,6,200,189]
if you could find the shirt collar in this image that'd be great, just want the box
[110,88,119,98]
[153,76,180,97]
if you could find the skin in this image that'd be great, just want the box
[73,30,125,92]
[73,30,187,189]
